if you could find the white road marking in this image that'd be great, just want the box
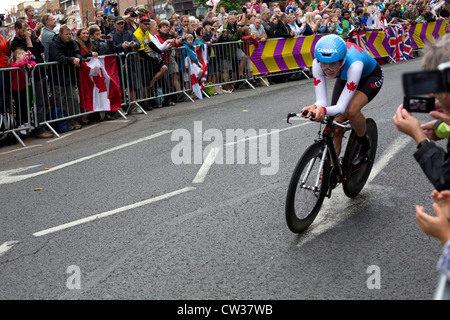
[0,130,173,185]
[192,147,220,184]
[0,144,42,155]
[297,135,412,247]
[0,241,20,258]
[32,186,196,237]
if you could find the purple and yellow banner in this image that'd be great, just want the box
[408,20,449,49]
[249,21,449,75]
[249,35,321,75]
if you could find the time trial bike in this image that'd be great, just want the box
[285,111,378,233]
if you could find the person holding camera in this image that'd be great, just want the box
[123,7,139,33]
[392,34,450,191]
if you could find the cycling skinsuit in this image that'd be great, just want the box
[312,42,384,116]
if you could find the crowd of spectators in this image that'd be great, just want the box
[0,0,449,140]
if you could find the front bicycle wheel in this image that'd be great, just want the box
[285,142,331,233]
[342,118,378,198]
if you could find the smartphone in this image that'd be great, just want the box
[402,70,445,96]
[403,96,435,113]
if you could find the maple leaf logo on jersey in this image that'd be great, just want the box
[370,83,376,89]
[346,42,363,54]
[314,77,321,86]
[347,81,357,92]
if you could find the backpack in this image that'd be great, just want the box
[0,113,18,147]
[47,106,69,133]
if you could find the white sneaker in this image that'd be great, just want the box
[18,124,28,136]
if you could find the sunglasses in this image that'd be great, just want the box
[320,59,345,72]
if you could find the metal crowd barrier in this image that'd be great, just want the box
[0,66,33,147]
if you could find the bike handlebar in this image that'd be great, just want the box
[286,111,350,129]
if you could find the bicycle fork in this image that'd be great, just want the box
[301,144,329,197]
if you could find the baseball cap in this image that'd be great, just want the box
[114,16,125,23]
[140,16,150,22]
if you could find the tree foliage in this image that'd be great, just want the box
[193,0,245,13]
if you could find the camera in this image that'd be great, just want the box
[108,1,118,6]
[126,41,133,46]
[403,96,435,113]
[402,62,450,96]
[211,27,215,31]
[130,12,138,17]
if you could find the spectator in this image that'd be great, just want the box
[416,8,426,23]
[247,0,260,14]
[218,11,245,89]
[439,3,450,19]
[124,7,139,33]
[163,0,175,19]
[159,20,184,101]
[250,17,268,40]
[0,29,11,115]
[274,13,295,37]
[147,19,173,107]
[74,28,99,125]
[315,14,328,34]
[179,15,190,36]
[40,14,57,62]
[390,2,406,24]
[74,28,98,60]
[9,48,36,135]
[287,13,305,36]
[48,24,83,130]
[327,12,343,34]
[11,18,52,138]
[94,9,110,35]
[286,1,298,14]
[261,8,275,38]
[415,189,450,280]
[240,26,258,82]
[353,7,366,31]
[305,12,317,33]
[424,4,437,22]
[392,34,450,191]
[182,33,205,88]
[24,5,42,38]
[90,25,114,55]
[218,5,228,25]
[402,2,418,25]
[340,10,353,37]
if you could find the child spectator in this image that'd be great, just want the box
[240,26,258,82]
[182,33,205,98]
[9,48,36,132]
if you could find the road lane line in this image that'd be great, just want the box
[0,130,173,185]
[32,186,196,237]
[0,241,20,258]
[192,147,220,184]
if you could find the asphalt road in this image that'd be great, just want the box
[0,57,446,300]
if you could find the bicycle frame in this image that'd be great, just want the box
[287,113,352,187]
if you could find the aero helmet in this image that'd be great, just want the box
[314,34,347,63]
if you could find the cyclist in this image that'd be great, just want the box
[301,34,384,165]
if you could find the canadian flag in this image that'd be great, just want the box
[79,56,122,112]
[185,44,208,100]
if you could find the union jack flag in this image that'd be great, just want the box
[24,50,36,61]
[349,30,371,54]
[401,25,414,60]
[388,25,407,63]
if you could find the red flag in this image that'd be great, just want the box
[78,56,122,112]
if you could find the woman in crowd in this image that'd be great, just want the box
[0,31,11,114]
[148,19,175,107]
[74,27,99,125]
